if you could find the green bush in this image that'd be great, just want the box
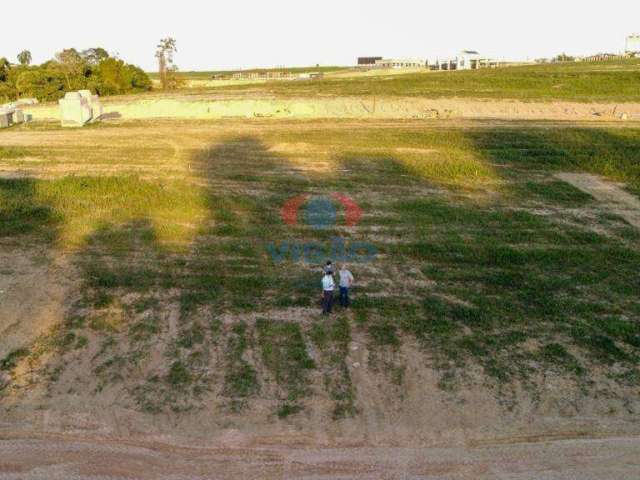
[89,58,152,96]
[0,49,151,102]
[15,69,65,100]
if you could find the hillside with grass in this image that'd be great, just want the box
[148,65,351,80]
[209,59,640,102]
[1,119,639,441]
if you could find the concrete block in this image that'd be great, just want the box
[59,93,93,127]
[0,114,10,128]
[13,109,25,124]
[79,90,103,122]
[0,109,13,128]
[59,90,103,126]
[15,98,38,106]
[91,100,103,121]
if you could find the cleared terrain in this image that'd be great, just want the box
[1,60,640,478]
[161,59,640,102]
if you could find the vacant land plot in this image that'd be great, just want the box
[1,119,639,450]
[203,60,640,102]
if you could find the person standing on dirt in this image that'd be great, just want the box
[321,270,335,315]
[338,265,354,308]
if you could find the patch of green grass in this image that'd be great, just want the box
[177,323,205,349]
[468,128,640,192]
[571,330,634,365]
[0,146,30,159]
[216,59,640,102]
[310,317,358,419]
[209,318,223,339]
[129,316,161,342]
[0,179,57,238]
[368,320,400,347]
[75,336,89,349]
[515,180,594,206]
[0,348,30,371]
[224,322,259,407]
[256,319,315,411]
[167,361,192,387]
[609,368,640,386]
[537,343,585,376]
[277,402,304,418]
[391,186,640,389]
[0,176,207,246]
[131,297,160,314]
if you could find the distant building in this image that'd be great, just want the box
[357,57,383,66]
[626,34,640,53]
[374,58,425,69]
[429,51,500,71]
[227,70,298,81]
[457,50,481,70]
[580,53,624,62]
[296,72,324,80]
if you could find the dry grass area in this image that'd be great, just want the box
[0,119,640,478]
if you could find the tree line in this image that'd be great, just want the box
[0,47,152,103]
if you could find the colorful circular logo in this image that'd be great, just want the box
[281,193,363,230]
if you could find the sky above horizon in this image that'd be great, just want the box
[3,1,639,71]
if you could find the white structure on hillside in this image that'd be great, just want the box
[429,51,500,71]
[626,34,640,53]
[374,58,425,69]
[457,50,481,70]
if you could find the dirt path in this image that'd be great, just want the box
[0,432,638,479]
[556,173,640,228]
[22,97,640,122]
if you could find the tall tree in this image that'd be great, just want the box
[155,37,178,90]
[81,47,109,65]
[17,50,32,66]
[0,58,10,82]
[55,48,85,89]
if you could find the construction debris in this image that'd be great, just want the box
[0,104,30,128]
[58,90,103,127]
[79,90,103,119]
[0,109,11,128]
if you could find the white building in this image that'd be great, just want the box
[456,50,481,70]
[374,58,425,69]
[626,34,640,54]
[428,51,498,71]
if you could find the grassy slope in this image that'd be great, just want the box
[1,121,640,416]
[208,59,640,102]
[147,66,351,80]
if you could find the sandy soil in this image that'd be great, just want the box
[0,432,638,479]
[555,173,640,228]
[23,97,640,122]
[0,247,75,360]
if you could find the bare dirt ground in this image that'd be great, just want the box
[555,173,640,228]
[0,432,639,479]
[0,247,75,360]
[23,97,640,122]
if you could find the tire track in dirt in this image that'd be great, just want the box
[0,432,639,479]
